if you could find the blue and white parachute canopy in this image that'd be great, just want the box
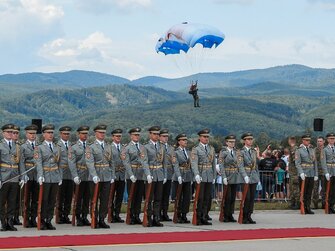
[156,22,225,55]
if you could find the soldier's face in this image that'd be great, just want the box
[112,135,122,144]
[2,131,13,140]
[60,132,70,141]
[327,137,335,145]
[130,134,140,142]
[43,131,54,141]
[12,131,19,141]
[78,132,88,141]
[199,135,209,144]
[317,139,325,147]
[302,139,310,146]
[226,140,235,148]
[244,138,253,147]
[149,132,159,142]
[179,139,187,148]
[26,131,36,141]
[159,135,168,143]
[95,131,105,141]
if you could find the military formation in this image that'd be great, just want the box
[1,123,335,232]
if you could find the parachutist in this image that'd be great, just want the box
[189,81,200,107]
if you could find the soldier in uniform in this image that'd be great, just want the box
[218,134,242,223]
[144,126,167,227]
[312,136,326,209]
[12,125,23,225]
[0,124,20,231]
[122,127,151,225]
[320,133,335,213]
[191,128,216,225]
[36,124,63,230]
[68,126,91,226]
[57,126,79,224]
[295,134,318,214]
[110,128,126,223]
[173,133,190,223]
[19,124,39,228]
[159,129,173,221]
[86,124,114,228]
[240,132,258,224]
[288,136,300,209]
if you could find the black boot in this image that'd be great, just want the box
[247,213,256,224]
[201,217,212,225]
[27,217,37,228]
[7,218,17,231]
[152,216,163,227]
[76,216,84,226]
[0,219,7,231]
[82,215,91,226]
[181,213,190,223]
[205,214,212,221]
[13,216,22,225]
[242,214,249,224]
[58,215,65,224]
[40,219,48,230]
[305,206,315,215]
[112,214,124,223]
[46,219,56,230]
[161,211,172,221]
[229,215,237,222]
[63,215,71,224]
[98,218,110,229]
[135,215,142,224]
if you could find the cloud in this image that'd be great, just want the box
[38,32,145,78]
[74,0,152,14]
[307,0,335,10]
[213,0,255,5]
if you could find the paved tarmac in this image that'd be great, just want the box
[1,209,335,250]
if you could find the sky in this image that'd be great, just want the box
[0,0,335,79]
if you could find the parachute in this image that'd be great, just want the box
[155,22,225,55]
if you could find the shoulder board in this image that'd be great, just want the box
[122,143,128,147]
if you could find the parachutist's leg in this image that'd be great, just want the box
[194,98,197,107]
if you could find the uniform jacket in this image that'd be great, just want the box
[0,139,20,183]
[218,147,244,184]
[19,141,37,181]
[36,141,63,183]
[240,146,260,184]
[174,147,193,182]
[111,142,125,181]
[57,140,76,180]
[161,142,175,180]
[122,141,150,181]
[86,140,114,182]
[295,146,318,177]
[321,145,335,176]
[191,143,216,182]
[144,141,167,182]
[68,140,89,181]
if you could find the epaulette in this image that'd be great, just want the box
[122,143,128,147]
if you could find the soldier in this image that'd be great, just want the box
[144,126,167,227]
[12,125,23,225]
[0,124,20,231]
[321,133,335,213]
[122,127,151,225]
[110,128,126,223]
[240,132,258,224]
[68,126,91,226]
[57,126,79,224]
[218,134,242,223]
[313,136,326,209]
[19,124,39,228]
[173,133,190,223]
[191,128,216,225]
[86,124,114,229]
[159,129,173,221]
[288,136,300,209]
[36,124,62,230]
[295,134,318,214]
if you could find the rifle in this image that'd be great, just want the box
[37,184,43,230]
[71,184,80,226]
[142,182,152,227]
[238,183,249,224]
[91,183,99,229]
[219,184,229,222]
[300,179,305,214]
[192,183,201,225]
[325,180,330,214]
[173,183,182,223]
[126,182,136,225]
[107,182,116,223]
[23,182,29,228]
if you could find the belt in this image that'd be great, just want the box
[199,164,212,169]
[43,166,58,171]
[179,165,190,170]
[149,164,163,169]
[326,163,335,167]
[245,165,256,171]
[76,164,87,170]
[115,166,124,171]
[25,163,34,167]
[60,164,68,168]
[131,164,142,168]
[95,164,109,168]
[0,163,18,169]
[225,167,238,171]
[166,164,172,168]
[301,163,314,167]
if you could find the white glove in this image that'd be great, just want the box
[212,179,216,184]
[178,176,182,184]
[244,176,250,184]
[195,174,201,184]
[58,180,62,186]
[74,176,80,185]
[300,173,305,181]
[93,176,100,184]
[0,181,2,189]
[23,175,29,183]
[215,164,220,174]
[19,180,24,189]
[111,179,115,184]
[130,175,137,183]
[314,176,318,181]
[38,176,44,185]
[325,173,330,181]
[147,175,152,184]
[223,178,228,185]
[163,178,167,184]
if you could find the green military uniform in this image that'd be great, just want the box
[312,145,326,209]
[288,142,300,209]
